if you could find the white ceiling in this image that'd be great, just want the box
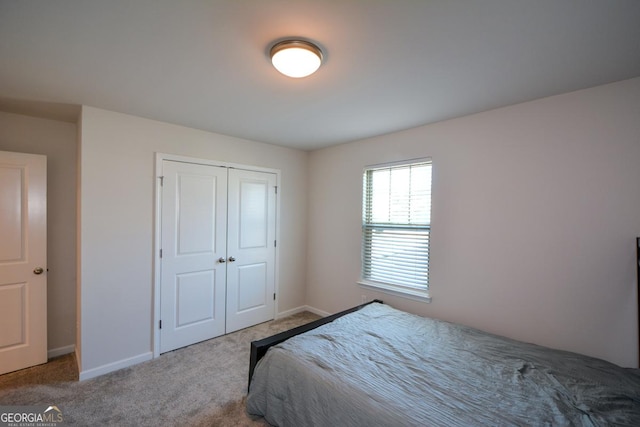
[1,0,639,151]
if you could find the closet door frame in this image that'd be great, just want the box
[152,153,281,358]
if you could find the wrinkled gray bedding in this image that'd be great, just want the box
[246,303,640,426]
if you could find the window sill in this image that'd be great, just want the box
[357,280,432,303]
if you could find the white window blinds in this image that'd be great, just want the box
[362,159,432,291]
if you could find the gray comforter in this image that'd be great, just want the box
[246,303,640,426]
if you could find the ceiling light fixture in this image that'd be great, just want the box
[270,40,323,78]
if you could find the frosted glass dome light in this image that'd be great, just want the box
[270,40,323,78]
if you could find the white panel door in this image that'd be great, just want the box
[226,169,276,333]
[160,161,227,353]
[0,150,47,375]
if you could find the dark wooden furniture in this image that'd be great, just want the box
[248,299,383,390]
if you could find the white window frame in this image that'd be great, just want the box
[358,158,432,303]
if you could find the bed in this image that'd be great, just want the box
[246,301,640,426]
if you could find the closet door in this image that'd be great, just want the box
[225,169,277,333]
[160,160,227,353]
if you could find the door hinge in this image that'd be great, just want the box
[273,293,276,301]
[159,249,163,258]
[159,320,162,329]
[274,240,277,248]
[159,176,164,186]
[274,186,278,194]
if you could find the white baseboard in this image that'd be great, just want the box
[48,344,75,359]
[277,305,331,319]
[78,351,153,381]
[303,305,331,317]
[276,305,307,318]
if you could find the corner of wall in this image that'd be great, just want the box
[75,106,84,373]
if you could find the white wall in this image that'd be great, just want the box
[0,111,78,357]
[78,106,308,377]
[307,77,640,368]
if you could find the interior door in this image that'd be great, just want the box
[160,160,227,353]
[0,150,47,375]
[226,169,277,333]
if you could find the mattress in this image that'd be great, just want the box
[246,303,640,426]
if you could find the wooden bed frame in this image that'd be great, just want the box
[248,299,383,390]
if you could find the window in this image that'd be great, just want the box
[360,159,432,301]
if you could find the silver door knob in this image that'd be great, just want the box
[33,267,44,275]
[228,256,236,262]
[217,257,226,263]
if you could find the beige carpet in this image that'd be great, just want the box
[0,311,320,426]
